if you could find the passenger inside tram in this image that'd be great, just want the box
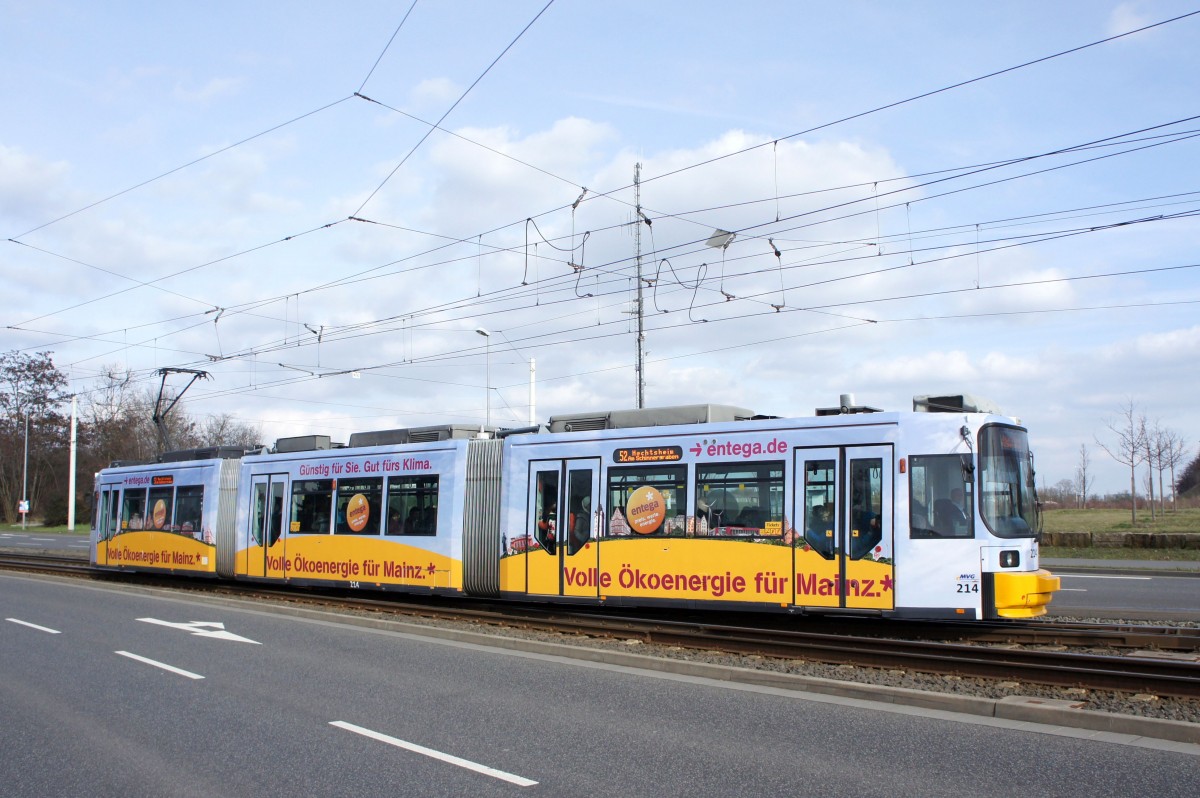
[804,504,835,558]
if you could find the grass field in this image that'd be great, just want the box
[1039,507,1200,560]
[1040,507,1200,535]
[1039,545,1200,561]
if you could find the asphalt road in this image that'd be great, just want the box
[0,530,91,555]
[1,573,1196,797]
[1043,558,1200,621]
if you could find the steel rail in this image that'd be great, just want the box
[3,554,1197,697]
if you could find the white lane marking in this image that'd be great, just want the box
[31,538,57,542]
[330,721,538,787]
[6,618,62,634]
[1056,588,1088,592]
[115,651,204,680]
[1056,574,1152,580]
[137,618,261,644]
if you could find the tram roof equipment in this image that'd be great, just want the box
[274,434,335,453]
[347,424,494,447]
[109,445,251,467]
[547,403,756,433]
[158,446,251,462]
[815,393,883,416]
[913,394,1002,414]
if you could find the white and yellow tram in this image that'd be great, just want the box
[91,394,1059,620]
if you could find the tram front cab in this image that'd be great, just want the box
[974,421,1060,619]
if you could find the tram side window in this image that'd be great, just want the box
[909,454,973,539]
[803,460,837,560]
[291,479,334,534]
[108,491,121,539]
[848,458,883,560]
[565,469,594,555]
[695,462,784,537]
[531,470,559,554]
[386,475,439,536]
[251,482,284,546]
[147,486,174,531]
[122,489,148,531]
[95,491,110,540]
[605,465,686,537]
[175,485,204,537]
[335,477,383,535]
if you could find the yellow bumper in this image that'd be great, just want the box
[994,568,1061,618]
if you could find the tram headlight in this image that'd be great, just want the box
[999,550,1020,568]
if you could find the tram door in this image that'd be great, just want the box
[526,458,601,597]
[794,446,893,611]
[244,474,288,579]
[94,485,115,565]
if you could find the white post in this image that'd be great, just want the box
[475,328,491,428]
[22,413,29,530]
[68,395,77,530]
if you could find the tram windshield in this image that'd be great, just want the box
[978,425,1038,539]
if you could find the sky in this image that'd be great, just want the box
[2,0,1199,496]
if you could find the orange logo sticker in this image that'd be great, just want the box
[152,499,168,529]
[626,486,665,535]
[347,493,370,532]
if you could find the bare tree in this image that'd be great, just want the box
[1160,429,1188,512]
[198,413,262,449]
[0,351,69,524]
[1074,444,1091,509]
[80,365,202,467]
[1144,419,1159,521]
[80,367,144,464]
[1178,444,1200,498]
[1050,478,1076,507]
[1097,400,1147,525]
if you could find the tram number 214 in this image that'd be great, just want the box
[956,580,980,594]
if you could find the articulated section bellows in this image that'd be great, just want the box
[462,439,504,596]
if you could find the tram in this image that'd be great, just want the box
[91,394,1060,620]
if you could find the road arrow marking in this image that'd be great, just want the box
[137,617,261,644]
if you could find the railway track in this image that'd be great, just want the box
[0,552,93,577]
[4,553,1198,699]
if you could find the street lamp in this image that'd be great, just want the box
[475,327,491,427]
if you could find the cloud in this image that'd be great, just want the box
[172,76,245,104]
[6,105,1195,496]
[407,77,461,111]
[1097,323,1200,364]
[0,144,74,225]
[1106,3,1152,37]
